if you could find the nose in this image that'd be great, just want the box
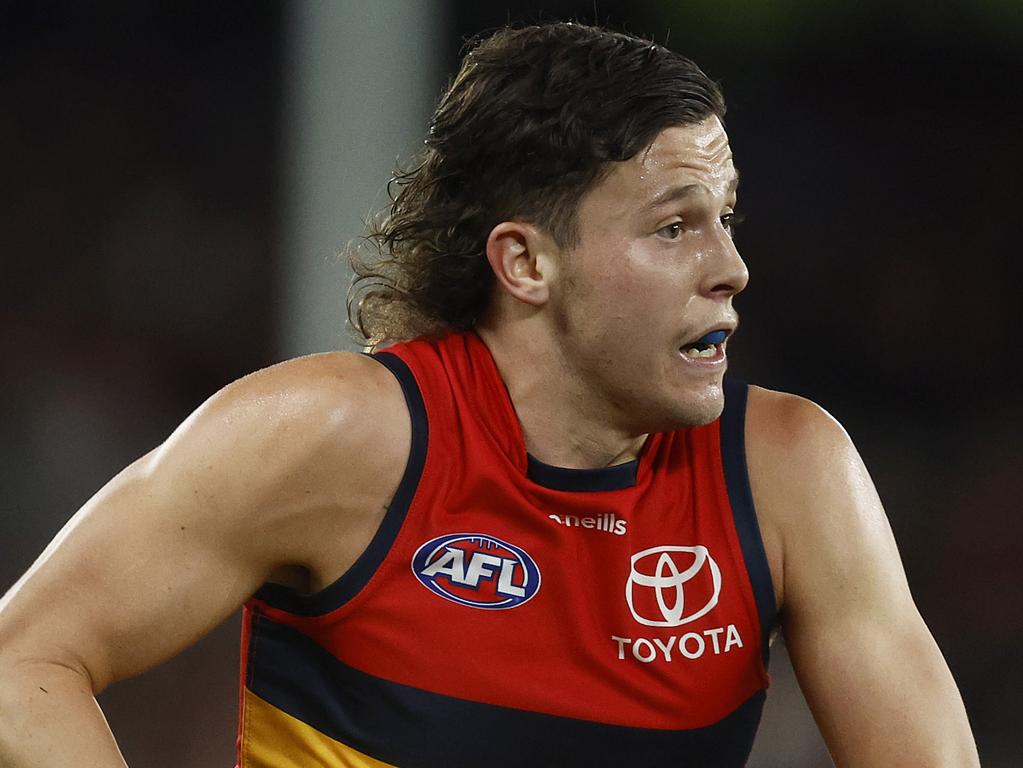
[701,224,749,299]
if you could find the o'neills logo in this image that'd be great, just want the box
[548,512,627,536]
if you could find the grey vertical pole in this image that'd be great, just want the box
[280,1,447,357]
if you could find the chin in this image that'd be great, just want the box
[665,382,726,430]
[626,390,724,434]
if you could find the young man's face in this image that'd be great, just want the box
[547,115,747,432]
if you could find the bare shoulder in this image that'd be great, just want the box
[742,384,888,611]
[193,350,407,469]
[744,384,852,466]
[166,350,411,581]
[744,384,867,517]
[193,350,405,448]
[157,350,408,504]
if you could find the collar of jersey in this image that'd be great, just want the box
[525,453,639,492]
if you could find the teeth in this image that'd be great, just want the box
[684,345,718,359]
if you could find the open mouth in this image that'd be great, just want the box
[680,329,729,360]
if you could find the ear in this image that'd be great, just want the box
[484,221,554,306]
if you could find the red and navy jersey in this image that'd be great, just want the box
[237,332,777,767]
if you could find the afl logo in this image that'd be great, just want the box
[412,533,541,610]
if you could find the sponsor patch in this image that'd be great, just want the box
[626,545,721,627]
[412,533,541,610]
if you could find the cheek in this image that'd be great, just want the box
[557,243,688,340]
[604,260,689,327]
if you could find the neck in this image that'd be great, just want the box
[475,318,647,470]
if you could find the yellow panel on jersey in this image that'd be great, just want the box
[240,688,397,768]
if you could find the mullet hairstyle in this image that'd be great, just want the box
[348,22,725,347]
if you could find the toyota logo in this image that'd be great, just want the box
[626,545,721,627]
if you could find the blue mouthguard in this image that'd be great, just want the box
[695,330,728,346]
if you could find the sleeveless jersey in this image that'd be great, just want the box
[236,331,777,768]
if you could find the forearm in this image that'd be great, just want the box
[0,660,128,768]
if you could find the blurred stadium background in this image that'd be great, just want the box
[2,1,1019,765]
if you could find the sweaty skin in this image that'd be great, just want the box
[0,353,412,767]
[480,117,745,467]
[0,117,979,767]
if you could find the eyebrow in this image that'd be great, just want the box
[644,170,741,211]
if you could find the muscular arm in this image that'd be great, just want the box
[746,387,978,767]
[0,353,408,767]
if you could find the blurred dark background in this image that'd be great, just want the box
[2,1,1019,765]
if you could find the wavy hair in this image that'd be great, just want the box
[348,22,725,346]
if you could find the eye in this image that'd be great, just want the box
[657,222,684,240]
[720,211,745,237]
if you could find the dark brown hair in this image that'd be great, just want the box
[348,22,725,346]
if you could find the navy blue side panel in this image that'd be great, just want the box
[252,352,428,616]
[720,377,778,663]
[526,453,638,492]
[247,615,764,768]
